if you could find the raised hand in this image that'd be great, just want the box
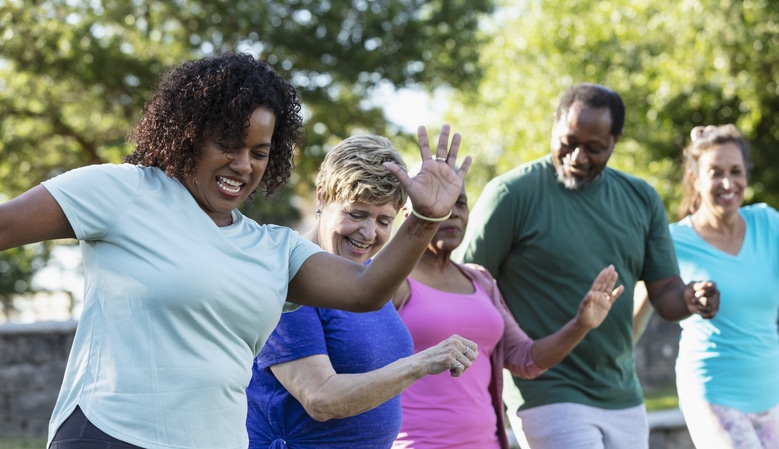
[575,265,625,329]
[384,124,472,220]
[414,334,478,378]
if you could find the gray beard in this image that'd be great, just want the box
[555,164,592,190]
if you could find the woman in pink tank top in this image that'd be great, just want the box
[391,188,625,449]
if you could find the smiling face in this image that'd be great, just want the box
[551,102,618,190]
[316,197,398,264]
[183,107,275,226]
[692,142,747,218]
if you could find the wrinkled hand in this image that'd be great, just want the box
[684,281,719,319]
[384,124,472,220]
[576,265,625,329]
[416,334,478,378]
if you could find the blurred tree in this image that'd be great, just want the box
[0,245,49,320]
[447,0,779,218]
[0,0,494,308]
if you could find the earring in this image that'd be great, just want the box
[315,208,321,215]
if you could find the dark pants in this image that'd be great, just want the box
[49,406,143,449]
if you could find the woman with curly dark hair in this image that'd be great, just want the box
[0,52,471,449]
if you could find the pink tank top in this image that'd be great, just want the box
[393,277,504,449]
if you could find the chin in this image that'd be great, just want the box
[555,166,591,190]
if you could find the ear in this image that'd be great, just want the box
[400,201,412,219]
[314,185,324,211]
[612,133,622,146]
[686,169,699,188]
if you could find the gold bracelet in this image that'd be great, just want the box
[411,208,452,222]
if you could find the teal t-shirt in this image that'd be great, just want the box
[43,163,322,449]
[672,204,779,413]
[455,155,679,410]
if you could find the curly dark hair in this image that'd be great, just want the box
[125,52,304,196]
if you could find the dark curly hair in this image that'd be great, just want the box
[125,52,304,196]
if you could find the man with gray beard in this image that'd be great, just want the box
[454,83,719,449]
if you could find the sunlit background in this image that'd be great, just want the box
[3,0,779,323]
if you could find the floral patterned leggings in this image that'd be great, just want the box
[682,400,779,449]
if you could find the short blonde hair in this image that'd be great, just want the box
[317,135,408,211]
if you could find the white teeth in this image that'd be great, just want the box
[219,177,242,187]
[346,237,369,249]
[217,177,243,194]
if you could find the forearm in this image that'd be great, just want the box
[289,215,442,312]
[353,215,441,310]
[301,355,429,421]
[529,319,590,370]
[647,277,691,321]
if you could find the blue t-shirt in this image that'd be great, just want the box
[672,203,779,412]
[246,301,413,448]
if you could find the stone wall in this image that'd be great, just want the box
[0,314,688,446]
[635,312,683,394]
[0,320,75,438]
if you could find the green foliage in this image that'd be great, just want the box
[447,0,779,216]
[0,245,47,318]
[0,0,494,301]
[0,437,47,449]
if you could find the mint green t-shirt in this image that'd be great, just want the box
[455,156,678,410]
[43,164,322,449]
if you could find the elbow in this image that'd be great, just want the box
[306,409,335,423]
[302,401,338,422]
[301,393,347,422]
[347,294,387,313]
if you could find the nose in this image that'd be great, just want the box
[358,219,378,241]
[228,150,251,174]
[722,176,731,190]
[570,147,587,164]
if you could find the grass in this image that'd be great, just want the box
[0,437,46,449]
[644,382,680,411]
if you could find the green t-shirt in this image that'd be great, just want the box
[455,155,678,410]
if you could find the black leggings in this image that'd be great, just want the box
[49,406,143,449]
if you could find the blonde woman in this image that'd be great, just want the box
[246,134,477,449]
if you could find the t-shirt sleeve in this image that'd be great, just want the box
[455,179,515,277]
[641,186,680,282]
[41,164,142,241]
[255,306,327,369]
[287,232,325,281]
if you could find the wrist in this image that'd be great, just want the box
[411,207,452,222]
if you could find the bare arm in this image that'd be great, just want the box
[288,125,472,312]
[270,335,477,421]
[632,281,654,344]
[645,276,719,321]
[0,185,75,251]
[529,265,625,370]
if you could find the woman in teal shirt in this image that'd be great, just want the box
[669,124,779,448]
